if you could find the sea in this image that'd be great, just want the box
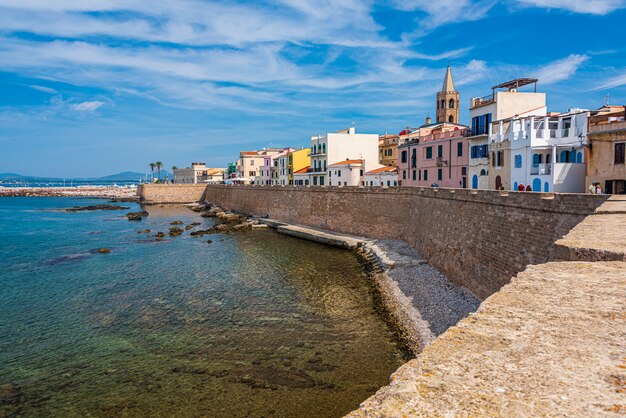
[0,197,405,418]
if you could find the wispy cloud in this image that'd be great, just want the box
[28,84,57,94]
[514,0,626,14]
[532,54,589,84]
[70,100,105,112]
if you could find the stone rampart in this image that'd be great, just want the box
[202,185,608,299]
[137,184,207,204]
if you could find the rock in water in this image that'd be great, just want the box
[170,220,183,225]
[66,204,129,212]
[126,211,149,221]
[0,383,22,405]
[96,248,111,254]
[168,227,184,236]
[207,240,213,244]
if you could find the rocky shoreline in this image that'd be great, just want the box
[0,186,138,199]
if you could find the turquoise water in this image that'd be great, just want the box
[0,197,404,417]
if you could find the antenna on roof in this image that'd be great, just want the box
[605,93,610,106]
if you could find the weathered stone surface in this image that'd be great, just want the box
[202,185,609,299]
[348,261,626,417]
[168,227,183,236]
[96,248,111,254]
[137,184,207,204]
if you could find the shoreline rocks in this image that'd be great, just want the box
[0,186,137,199]
[66,204,129,212]
[126,211,149,221]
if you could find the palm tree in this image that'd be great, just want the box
[172,165,178,171]
[149,162,156,182]
[155,161,163,181]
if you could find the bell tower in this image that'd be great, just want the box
[436,66,460,124]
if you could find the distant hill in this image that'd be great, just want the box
[0,170,172,183]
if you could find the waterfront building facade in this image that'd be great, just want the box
[308,127,379,186]
[364,166,398,187]
[226,162,238,179]
[489,109,589,192]
[328,160,365,186]
[586,106,626,194]
[292,166,310,186]
[174,162,211,184]
[379,133,400,167]
[287,148,311,185]
[397,121,469,187]
[467,78,546,189]
[238,148,283,184]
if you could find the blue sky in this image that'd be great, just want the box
[1,0,625,177]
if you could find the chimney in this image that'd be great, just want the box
[425,116,432,125]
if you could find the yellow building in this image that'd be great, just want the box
[287,148,311,185]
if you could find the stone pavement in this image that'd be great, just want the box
[348,196,626,417]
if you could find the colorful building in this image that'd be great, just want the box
[328,159,366,186]
[586,106,626,194]
[379,133,400,167]
[237,148,283,184]
[174,162,224,184]
[287,148,311,185]
[398,122,469,187]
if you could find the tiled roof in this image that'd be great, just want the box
[293,166,310,174]
[328,159,363,167]
[365,166,398,175]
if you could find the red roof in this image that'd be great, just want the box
[293,166,310,174]
[365,166,398,175]
[328,159,363,167]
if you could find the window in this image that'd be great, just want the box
[401,150,407,163]
[313,145,317,154]
[424,170,428,181]
[437,145,443,158]
[449,115,454,123]
[250,160,254,166]
[615,142,625,164]
[337,170,341,176]
[402,170,406,180]
[329,171,332,177]
[514,154,522,168]
[418,170,421,180]
[480,169,487,176]
[457,142,463,157]
[449,99,455,109]
[249,171,255,176]
[497,150,504,167]
[491,152,496,167]
[426,147,433,159]
[470,144,488,159]
[387,180,391,186]
[411,148,417,167]
[441,99,445,109]
[412,170,416,181]
[437,168,442,181]
[461,167,467,175]
[471,113,492,136]
[394,181,397,186]
[360,169,364,176]
[322,143,326,153]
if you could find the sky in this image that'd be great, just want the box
[0,0,625,177]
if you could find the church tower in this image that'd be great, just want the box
[436,66,460,124]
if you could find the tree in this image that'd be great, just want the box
[155,161,163,181]
[149,162,156,181]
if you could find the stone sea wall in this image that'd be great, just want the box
[137,184,207,204]
[201,185,608,299]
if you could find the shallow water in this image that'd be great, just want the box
[0,197,404,418]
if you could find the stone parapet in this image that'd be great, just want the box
[137,184,207,204]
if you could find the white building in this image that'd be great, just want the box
[292,166,310,186]
[308,127,379,186]
[491,109,589,193]
[174,162,207,184]
[364,166,398,186]
[467,78,547,189]
[328,160,366,186]
[276,153,290,185]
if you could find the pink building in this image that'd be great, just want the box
[259,148,293,185]
[398,122,470,188]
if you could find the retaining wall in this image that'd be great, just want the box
[137,184,207,204]
[202,185,608,299]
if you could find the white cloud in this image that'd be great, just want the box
[532,54,589,84]
[70,100,105,112]
[28,85,57,94]
[514,0,626,14]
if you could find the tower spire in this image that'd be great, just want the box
[442,65,455,92]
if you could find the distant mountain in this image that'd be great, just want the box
[94,171,145,181]
[0,170,173,183]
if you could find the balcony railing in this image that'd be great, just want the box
[530,163,552,175]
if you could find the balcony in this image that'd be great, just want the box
[470,94,495,109]
[530,163,552,175]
